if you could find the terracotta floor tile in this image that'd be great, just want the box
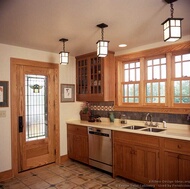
[80,180,102,188]
[59,170,77,180]
[3,179,27,189]
[95,174,115,185]
[69,175,90,185]
[28,180,50,189]
[37,170,57,180]
[0,160,151,189]
[45,175,64,185]
[21,175,42,186]
[55,180,77,189]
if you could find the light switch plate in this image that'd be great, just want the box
[0,110,6,117]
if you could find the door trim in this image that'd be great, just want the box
[10,58,60,175]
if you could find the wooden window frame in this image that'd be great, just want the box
[171,50,190,108]
[115,41,190,114]
[121,60,140,105]
[144,55,167,106]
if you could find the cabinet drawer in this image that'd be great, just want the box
[113,131,159,148]
[67,124,87,136]
[164,139,190,154]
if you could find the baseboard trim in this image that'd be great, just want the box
[60,154,69,164]
[0,169,13,182]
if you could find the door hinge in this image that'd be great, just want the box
[54,149,56,155]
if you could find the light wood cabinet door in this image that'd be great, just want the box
[67,124,89,164]
[114,142,133,178]
[134,146,159,184]
[179,154,190,182]
[164,152,179,181]
[164,151,190,188]
[67,133,75,160]
[74,135,89,164]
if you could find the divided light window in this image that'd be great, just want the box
[145,57,166,104]
[173,53,190,104]
[122,61,140,103]
[116,42,190,113]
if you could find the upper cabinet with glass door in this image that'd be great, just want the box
[76,51,115,101]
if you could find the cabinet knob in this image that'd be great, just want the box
[177,144,182,149]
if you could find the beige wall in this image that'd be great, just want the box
[0,43,82,172]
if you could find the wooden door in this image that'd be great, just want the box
[11,58,59,173]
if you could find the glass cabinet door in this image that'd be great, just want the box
[90,57,102,94]
[78,59,88,94]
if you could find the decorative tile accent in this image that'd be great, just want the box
[89,102,189,124]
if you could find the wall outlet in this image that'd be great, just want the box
[0,110,6,117]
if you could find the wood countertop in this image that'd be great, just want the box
[66,118,190,141]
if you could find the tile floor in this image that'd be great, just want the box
[0,160,154,189]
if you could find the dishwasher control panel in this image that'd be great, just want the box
[88,127,112,137]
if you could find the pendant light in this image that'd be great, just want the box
[59,38,69,65]
[161,0,183,42]
[96,23,109,57]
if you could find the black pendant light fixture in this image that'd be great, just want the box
[96,23,109,57]
[59,38,69,65]
[161,0,183,42]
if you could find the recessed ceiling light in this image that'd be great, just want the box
[119,44,127,47]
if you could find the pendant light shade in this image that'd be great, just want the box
[96,40,109,57]
[96,23,109,57]
[59,38,69,65]
[162,0,183,42]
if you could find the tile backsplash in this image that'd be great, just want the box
[89,101,189,125]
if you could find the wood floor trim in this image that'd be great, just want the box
[0,169,13,182]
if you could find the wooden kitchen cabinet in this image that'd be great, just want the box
[161,138,190,188]
[76,51,115,101]
[113,131,160,185]
[67,124,89,164]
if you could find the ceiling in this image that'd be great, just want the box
[0,0,189,57]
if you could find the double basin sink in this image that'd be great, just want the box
[122,125,165,133]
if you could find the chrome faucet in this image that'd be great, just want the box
[145,113,158,127]
[145,113,152,126]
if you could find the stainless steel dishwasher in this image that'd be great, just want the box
[88,127,112,173]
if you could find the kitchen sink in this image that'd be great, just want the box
[141,128,165,132]
[122,125,146,130]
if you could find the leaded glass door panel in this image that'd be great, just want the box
[18,65,56,171]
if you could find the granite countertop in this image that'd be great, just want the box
[66,118,190,141]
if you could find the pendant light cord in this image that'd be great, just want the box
[101,28,104,40]
[170,3,174,18]
[62,41,65,51]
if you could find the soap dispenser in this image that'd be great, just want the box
[163,121,167,128]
